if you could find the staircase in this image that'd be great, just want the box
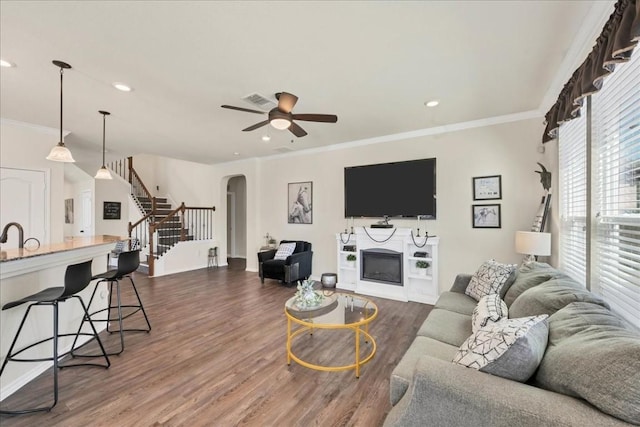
[108,157,215,276]
[136,197,193,257]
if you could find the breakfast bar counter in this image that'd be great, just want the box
[0,235,126,401]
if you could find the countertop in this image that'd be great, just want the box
[0,235,126,263]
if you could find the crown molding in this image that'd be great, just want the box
[1,117,70,137]
[258,109,542,162]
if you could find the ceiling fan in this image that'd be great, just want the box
[221,92,338,137]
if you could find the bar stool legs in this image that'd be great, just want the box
[0,296,110,415]
[72,274,151,357]
[208,247,218,268]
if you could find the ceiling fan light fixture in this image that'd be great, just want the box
[270,118,291,130]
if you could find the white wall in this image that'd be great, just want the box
[212,117,547,293]
[0,120,64,244]
[94,176,131,236]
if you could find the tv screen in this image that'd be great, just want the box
[344,158,436,219]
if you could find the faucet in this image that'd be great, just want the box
[0,222,24,249]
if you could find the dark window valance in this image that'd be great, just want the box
[543,0,639,143]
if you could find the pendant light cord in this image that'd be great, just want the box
[59,67,64,144]
[102,113,106,166]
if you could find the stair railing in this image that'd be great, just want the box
[109,155,216,276]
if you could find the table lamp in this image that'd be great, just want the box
[515,231,551,263]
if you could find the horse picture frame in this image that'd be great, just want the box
[288,181,313,224]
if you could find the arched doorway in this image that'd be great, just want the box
[226,175,247,269]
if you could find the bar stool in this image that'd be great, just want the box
[0,260,110,415]
[73,250,151,356]
[208,247,218,268]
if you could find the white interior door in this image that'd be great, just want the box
[80,189,93,236]
[0,167,48,248]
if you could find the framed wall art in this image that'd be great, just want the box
[288,181,313,224]
[64,198,74,224]
[103,201,121,220]
[473,175,502,200]
[472,204,501,228]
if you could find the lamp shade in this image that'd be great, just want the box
[515,231,551,256]
[94,166,112,180]
[46,143,75,162]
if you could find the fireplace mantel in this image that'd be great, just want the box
[335,227,439,303]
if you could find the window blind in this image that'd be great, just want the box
[592,51,640,329]
[558,111,587,285]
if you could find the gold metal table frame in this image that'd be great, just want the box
[285,293,378,378]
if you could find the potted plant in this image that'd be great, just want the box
[416,260,430,275]
[346,253,357,268]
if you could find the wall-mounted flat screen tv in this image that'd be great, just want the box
[344,158,436,219]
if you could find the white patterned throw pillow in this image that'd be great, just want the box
[273,242,297,260]
[452,315,549,382]
[465,260,517,301]
[472,294,508,332]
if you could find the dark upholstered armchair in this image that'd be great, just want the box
[258,240,313,286]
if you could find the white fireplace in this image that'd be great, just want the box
[336,227,439,303]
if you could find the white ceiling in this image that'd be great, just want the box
[0,1,612,168]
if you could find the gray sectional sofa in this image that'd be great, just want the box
[384,262,640,426]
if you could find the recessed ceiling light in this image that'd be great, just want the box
[0,59,15,68]
[233,152,240,156]
[112,82,133,92]
[425,100,439,107]
[262,135,271,142]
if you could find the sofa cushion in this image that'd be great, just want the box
[535,302,640,425]
[452,315,549,382]
[465,260,517,301]
[273,242,296,260]
[509,278,610,318]
[434,291,477,316]
[417,309,472,347]
[390,336,458,406]
[504,262,561,307]
[472,294,508,332]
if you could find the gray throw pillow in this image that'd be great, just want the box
[452,315,549,382]
[535,302,640,425]
[504,262,561,307]
[509,278,609,318]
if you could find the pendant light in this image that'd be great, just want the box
[46,60,75,162]
[94,111,112,179]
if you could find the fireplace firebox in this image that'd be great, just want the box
[361,248,403,286]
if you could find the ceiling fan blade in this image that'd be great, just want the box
[221,105,266,115]
[277,92,298,113]
[289,122,308,137]
[292,113,338,123]
[242,120,270,132]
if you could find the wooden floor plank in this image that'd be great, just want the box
[0,264,431,426]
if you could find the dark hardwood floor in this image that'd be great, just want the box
[0,263,431,426]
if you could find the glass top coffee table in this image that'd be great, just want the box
[284,292,378,377]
